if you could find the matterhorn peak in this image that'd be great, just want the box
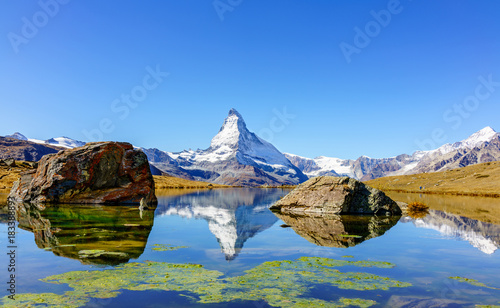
[210,108,250,149]
[228,108,243,118]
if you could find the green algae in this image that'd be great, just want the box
[151,243,189,251]
[1,257,411,308]
[78,249,128,259]
[449,276,500,290]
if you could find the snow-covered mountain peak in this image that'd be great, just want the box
[228,108,243,118]
[210,108,249,149]
[45,137,86,149]
[5,132,28,140]
[462,126,497,147]
[430,126,498,156]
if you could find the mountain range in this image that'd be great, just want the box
[2,109,499,186]
[285,126,500,181]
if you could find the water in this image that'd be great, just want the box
[1,188,500,307]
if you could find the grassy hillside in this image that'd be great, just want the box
[0,161,36,194]
[365,161,500,197]
[153,175,230,189]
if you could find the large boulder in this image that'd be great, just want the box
[8,142,157,205]
[270,176,401,215]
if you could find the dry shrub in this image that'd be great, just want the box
[407,202,429,219]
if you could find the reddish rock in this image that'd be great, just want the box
[8,142,157,205]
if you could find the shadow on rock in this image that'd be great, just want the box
[16,203,155,265]
[273,211,400,248]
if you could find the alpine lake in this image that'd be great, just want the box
[1,188,500,307]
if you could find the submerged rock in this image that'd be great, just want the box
[270,176,401,215]
[8,142,157,205]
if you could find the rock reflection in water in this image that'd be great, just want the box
[156,188,285,260]
[273,212,400,248]
[16,204,155,265]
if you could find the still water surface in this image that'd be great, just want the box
[1,188,500,307]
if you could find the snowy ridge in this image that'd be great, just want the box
[44,137,86,149]
[422,126,498,157]
[4,132,86,149]
[5,132,28,140]
[28,137,85,149]
[286,126,498,180]
[313,156,354,177]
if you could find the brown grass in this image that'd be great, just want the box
[386,191,500,225]
[153,175,230,189]
[0,161,37,203]
[0,161,36,193]
[365,161,500,198]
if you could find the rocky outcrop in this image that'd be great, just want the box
[0,158,16,167]
[0,136,63,161]
[8,142,157,205]
[270,176,401,215]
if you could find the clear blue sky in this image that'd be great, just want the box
[1,0,499,159]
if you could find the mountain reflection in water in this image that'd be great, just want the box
[155,188,286,260]
[402,209,500,254]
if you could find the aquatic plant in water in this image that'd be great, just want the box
[449,276,500,290]
[2,257,411,308]
[151,243,189,251]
